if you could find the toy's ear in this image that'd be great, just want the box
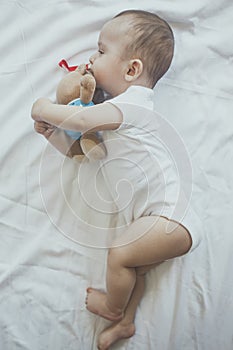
[125,59,143,82]
[76,64,87,75]
[56,71,82,105]
[80,74,96,104]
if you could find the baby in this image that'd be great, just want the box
[32,10,201,350]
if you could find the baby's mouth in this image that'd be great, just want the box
[87,65,94,76]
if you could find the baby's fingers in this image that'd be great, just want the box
[34,121,54,135]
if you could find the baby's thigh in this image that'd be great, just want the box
[108,215,191,267]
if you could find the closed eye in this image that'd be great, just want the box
[98,49,104,54]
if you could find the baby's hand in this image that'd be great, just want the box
[34,121,56,138]
[31,97,52,121]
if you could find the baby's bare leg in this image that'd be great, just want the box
[86,216,191,320]
[97,263,162,350]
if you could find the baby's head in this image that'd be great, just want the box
[115,10,174,88]
[89,10,174,96]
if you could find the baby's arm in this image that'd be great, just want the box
[31,97,122,133]
[34,120,84,158]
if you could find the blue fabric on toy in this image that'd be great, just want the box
[65,98,94,140]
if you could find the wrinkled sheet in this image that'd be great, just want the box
[0,1,233,349]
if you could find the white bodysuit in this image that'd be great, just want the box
[101,86,201,251]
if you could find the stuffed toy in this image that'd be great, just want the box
[56,63,106,161]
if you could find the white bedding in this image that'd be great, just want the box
[1,1,233,349]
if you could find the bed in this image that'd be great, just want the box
[0,0,233,349]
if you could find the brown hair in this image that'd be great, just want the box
[115,10,174,87]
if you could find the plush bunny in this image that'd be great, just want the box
[56,64,106,161]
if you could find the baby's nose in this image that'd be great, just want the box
[89,54,95,65]
[89,51,98,64]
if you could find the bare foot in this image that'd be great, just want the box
[97,321,135,350]
[85,288,123,322]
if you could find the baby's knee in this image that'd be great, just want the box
[177,226,192,255]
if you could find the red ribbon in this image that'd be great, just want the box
[58,59,89,72]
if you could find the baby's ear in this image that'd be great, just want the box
[125,59,143,81]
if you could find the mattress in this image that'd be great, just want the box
[0,1,233,349]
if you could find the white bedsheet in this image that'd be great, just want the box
[0,1,233,349]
